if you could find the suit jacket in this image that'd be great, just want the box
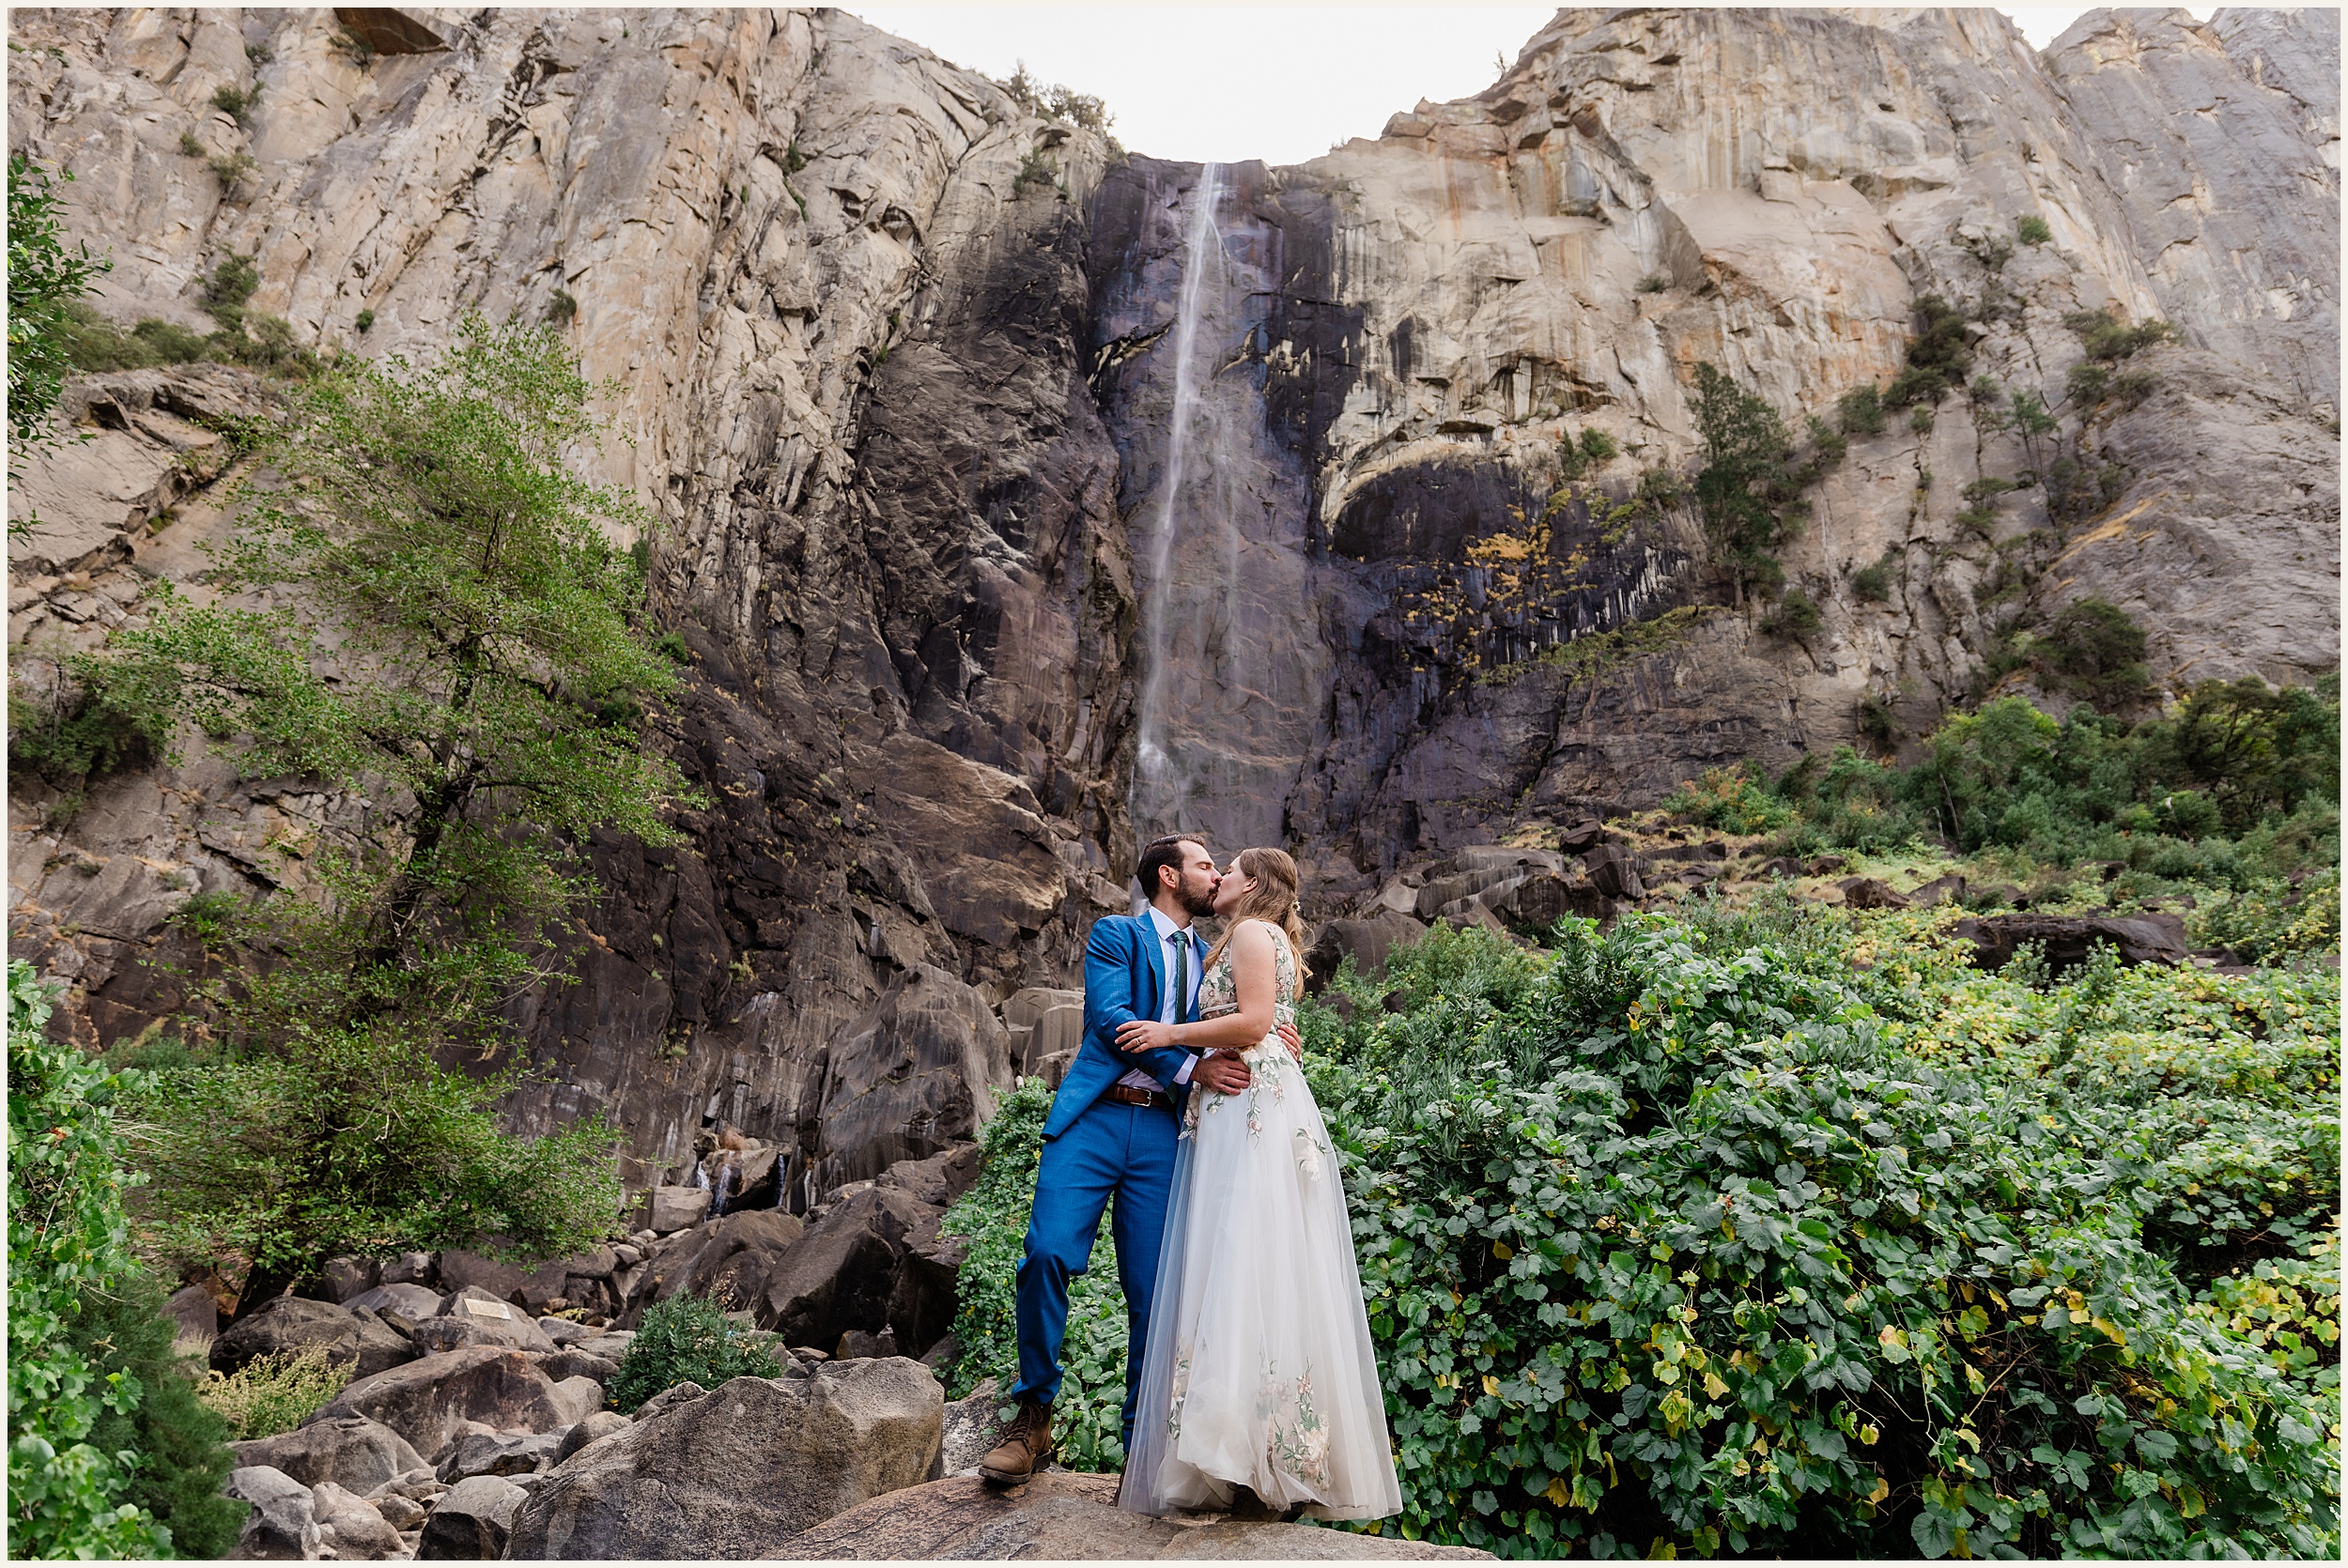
[1042,913,1198,1142]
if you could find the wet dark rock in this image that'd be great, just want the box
[1582,842,1645,899]
[435,1430,560,1483]
[1952,913,2192,974]
[758,1186,941,1350]
[1305,908,1429,992]
[1838,877,1910,911]
[434,1251,528,1307]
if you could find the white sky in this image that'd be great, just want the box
[849,5,2200,166]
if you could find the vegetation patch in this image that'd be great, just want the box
[1478,606,1714,689]
[196,1345,349,1441]
[606,1295,783,1414]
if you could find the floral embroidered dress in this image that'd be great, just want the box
[1119,921,1402,1521]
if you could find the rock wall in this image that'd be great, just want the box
[8,7,2338,1191]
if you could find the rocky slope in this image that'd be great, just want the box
[8,7,2338,1187]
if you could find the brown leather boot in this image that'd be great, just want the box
[977,1398,1053,1485]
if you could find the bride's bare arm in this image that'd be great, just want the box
[1114,920,1279,1053]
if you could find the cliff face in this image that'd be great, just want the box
[8,8,2338,1188]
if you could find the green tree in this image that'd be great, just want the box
[76,315,693,1313]
[1691,362,1799,606]
[8,153,113,544]
[8,961,171,1559]
[71,1269,247,1557]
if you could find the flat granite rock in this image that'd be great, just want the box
[765,1474,1490,1560]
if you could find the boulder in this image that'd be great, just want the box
[1556,816,1606,852]
[408,1287,558,1354]
[938,1377,1006,1477]
[1757,855,1805,879]
[506,1361,943,1560]
[758,1185,938,1348]
[1908,873,1968,907]
[517,1248,620,1317]
[875,1144,983,1208]
[372,1491,427,1530]
[436,1430,560,1482]
[532,1348,620,1385]
[1304,908,1428,993]
[1493,872,1611,928]
[645,1185,711,1235]
[310,1480,403,1560]
[1952,912,2191,974]
[767,1472,1491,1559]
[226,1465,320,1560]
[379,1253,438,1288]
[346,1283,444,1323]
[1581,842,1645,899]
[211,1295,418,1379]
[638,1207,805,1314]
[435,1250,528,1306]
[575,1330,635,1362]
[322,1257,381,1303]
[1453,844,1567,877]
[549,1411,629,1466]
[232,1415,427,1494]
[537,1316,588,1346]
[415,1474,526,1560]
[309,1347,602,1461]
[1838,876,1911,911]
[887,1206,965,1354]
[163,1282,219,1357]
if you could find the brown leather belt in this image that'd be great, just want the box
[1103,1084,1174,1111]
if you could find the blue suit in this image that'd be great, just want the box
[1012,913,1199,1447]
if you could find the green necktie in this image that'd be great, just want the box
[1170,932,1189,1024]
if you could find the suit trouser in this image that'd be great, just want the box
[1011,1097,1179,1450]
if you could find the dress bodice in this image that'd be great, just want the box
[1197,920,1299,1030]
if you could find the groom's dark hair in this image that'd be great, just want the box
[1135,833,1207,897]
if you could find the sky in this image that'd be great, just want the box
[848,5,2178,167]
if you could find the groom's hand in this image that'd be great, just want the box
[1276,1022,1302,1062]
[1193,1050,1251,1096]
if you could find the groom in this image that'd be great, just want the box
[980,833,1289,1484]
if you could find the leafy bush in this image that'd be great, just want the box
[196,1345,348,1440]
[1885,295,1972,407]
[1758,588,1822,639]
[200,249,260,314]
[606,1294,782,1415]
[2036,598,2150,711]
[941,1078,1135,1470]
[1309,918,2340,1557]
[1635,275,1667,294]
[8,961,171,1558]
[2196,870,2341,964]
[209,84,259,126]
[1013,148,1057,194]
[1664,765,1794,836]
[1835,385,1885,437]
[1691,363,1804,603]
[1849,555,1894,603]
[2016,215,2052,245]
[1559,425,1619,480]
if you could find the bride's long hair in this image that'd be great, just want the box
[1202,846,1311,985]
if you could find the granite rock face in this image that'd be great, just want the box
[7,8,2336,1192]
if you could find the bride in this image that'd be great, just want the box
[1111,847,1401,1521]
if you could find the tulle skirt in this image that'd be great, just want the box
[1119,1039,1402,1521]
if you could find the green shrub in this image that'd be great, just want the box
[74,1269,246,1556]
[354,308,374,333]
[1849,555,1894,603]
[1884,295,1972,407]
[209,84,258,126]
[1014,148,1056,193]
[2016,215,2052,245]
[178,131,206,159]
[207,151,257,192]
[196,1345,348,1440]
[1759,588,1821,639]
[1559,425,1619,481]
[941,1078,1134,1469]
[1663,764,1794,835]
[1635,275,1667,294]
[1835,385,1885,436]
[1311,918,2340,1557]
[606,1295,782,1415]
[2036,597,2150,711]
[8,961,172,1558]
[2195,869,2340,964]
[8,669,167,786]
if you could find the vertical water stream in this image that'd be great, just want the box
[1132,162,1225,836]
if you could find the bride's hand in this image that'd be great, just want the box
[1276,1022,1302,1062]
[1115,1018,1177,1053]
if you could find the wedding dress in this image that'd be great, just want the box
[1120,921,1402,1520]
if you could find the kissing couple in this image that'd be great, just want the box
[980,833,1402,1521]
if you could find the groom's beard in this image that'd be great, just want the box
[1179,878,1218,919]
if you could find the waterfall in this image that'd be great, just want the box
[1132,162,1225,838]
